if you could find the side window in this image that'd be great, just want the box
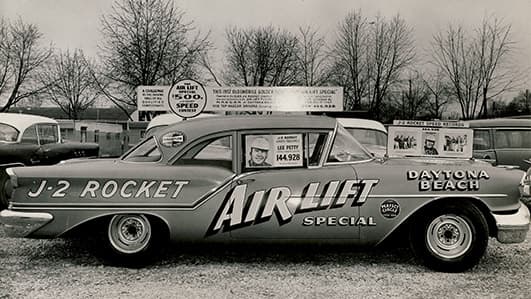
[38,124,59,145]
[327,125,371,163]
[307,132,328,166]
[242,133,304,172]
[123,137,161,162]
[21,125,39,145]
[473,129,492,150]
[174,136,233,170]
[495,129,531,149]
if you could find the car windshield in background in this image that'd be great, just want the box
[123,137,161,162]
[0,123,19,142]
[346,128,387,147]
[328,125,372,162]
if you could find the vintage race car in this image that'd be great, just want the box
[1,115,529,272]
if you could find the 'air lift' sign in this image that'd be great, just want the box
[137,81,343,116]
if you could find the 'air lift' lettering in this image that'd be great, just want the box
[207,179,379,235]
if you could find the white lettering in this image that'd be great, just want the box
[80,180,100,198]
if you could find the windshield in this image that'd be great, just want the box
[346,128,387,147]
[0,123,19,142]
[328,125,372,162]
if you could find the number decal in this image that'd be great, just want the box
[52,180,70,198]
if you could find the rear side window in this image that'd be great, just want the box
[473,129,492,150]
[123,137,161,162]
[38,124,59,145]
[0,123,19,142]
[174,135,233,170]
[21,124,39,145]
[495,129,531,149]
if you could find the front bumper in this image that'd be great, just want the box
[0,210,53,237]
[493,204,530,243]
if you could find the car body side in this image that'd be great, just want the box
[1,115,528,248]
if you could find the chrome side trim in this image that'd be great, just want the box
[10,174,237,212]
[0,209,53,237]
[367,194,508,198]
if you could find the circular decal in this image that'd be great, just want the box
[161,131,186,148]
[168,79,207,118]
[380,199,400,219]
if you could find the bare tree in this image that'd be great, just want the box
[423,69,452,119]
[296,26,329,86]
[223,26,300,86]
[40,49,100,119]
[0,18,51,111]
[329,12,415,118]
[98,0,210,111]
[431,17,520,119]
[367,15,416,120]
[390,71,430,119]
[328,11,371,110]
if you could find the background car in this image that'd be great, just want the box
[0,113,99,209]
[467,118,531,170]
[337,118,387,157]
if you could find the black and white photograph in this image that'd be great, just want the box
[1,0,531,298]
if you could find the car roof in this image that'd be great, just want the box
[466,118,531,128]
[0,112,58,132]
[157,115,337,139]
[146,113,217,132]
[336,118,387,133]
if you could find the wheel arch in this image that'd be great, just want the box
[379,196,497,245]
[60,212,171,240]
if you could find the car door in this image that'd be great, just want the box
[225,128,372,240]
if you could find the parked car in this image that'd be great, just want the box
[337,118,387,157]
[467,118,531,170]
[1,115,529,272]
[0,113,99,209]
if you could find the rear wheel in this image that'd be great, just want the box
[409,202,488,272]
[101,214,163,266]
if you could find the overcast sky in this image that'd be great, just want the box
[2,0,531,96]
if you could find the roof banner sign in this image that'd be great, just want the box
[137,83,343,113]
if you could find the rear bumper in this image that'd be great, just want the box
[493,204,530,243]
[0,210,53,237]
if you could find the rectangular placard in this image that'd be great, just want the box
[388,126,473,158]
[245,134,303,168]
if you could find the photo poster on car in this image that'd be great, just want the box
[245,134,303,168]
[387,126,473,158]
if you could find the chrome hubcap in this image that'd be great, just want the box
[427,214,472,259]
[108,214,151,254]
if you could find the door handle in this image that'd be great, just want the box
[237,178,255,185]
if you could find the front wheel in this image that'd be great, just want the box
[409,202,488,272]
